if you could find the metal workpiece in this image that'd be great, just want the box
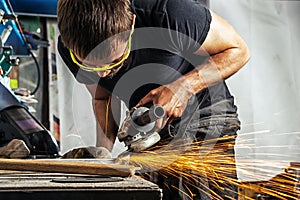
[0,172,163,200]
[0,158,137,177]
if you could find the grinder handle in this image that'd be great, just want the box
[134,105,165,126]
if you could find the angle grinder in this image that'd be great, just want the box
[117,105,165,152]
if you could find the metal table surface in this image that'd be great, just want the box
[0,171,162,200]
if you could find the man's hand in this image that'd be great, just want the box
[0,139,30,158]
[136,80,194,129]
[62,146,112,159]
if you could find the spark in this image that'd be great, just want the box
[119,132,300,199]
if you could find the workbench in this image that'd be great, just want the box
[0,171,163,200]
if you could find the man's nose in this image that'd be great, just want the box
[97,70,111,78]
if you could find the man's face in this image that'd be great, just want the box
[73,40,129,78]
[69,15,135,78]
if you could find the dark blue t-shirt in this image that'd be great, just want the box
[58,0,234,111]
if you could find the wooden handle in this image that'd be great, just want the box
[0,158,135,177]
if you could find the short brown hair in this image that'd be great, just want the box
[57,0,132,59]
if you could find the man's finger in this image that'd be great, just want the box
[136,94,152,107]
[155,118,164,130]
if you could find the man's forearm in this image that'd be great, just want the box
[176,10,250,96]
[175,45,250,97]
[85,84,120,151]
[93,98,119,151]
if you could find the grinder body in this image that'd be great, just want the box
[118,105,165,152]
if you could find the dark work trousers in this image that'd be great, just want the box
[147,97,240,200]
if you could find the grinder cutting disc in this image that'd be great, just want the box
[129,132,161,152]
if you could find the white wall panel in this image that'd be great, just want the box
[211,0,300,181]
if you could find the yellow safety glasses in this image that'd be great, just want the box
[69,30,133,72]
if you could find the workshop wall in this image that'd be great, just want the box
[51,24,97,154]
[47,20,60,144]
[211,0,300,181]
[50,22,126,156]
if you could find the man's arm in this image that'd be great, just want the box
[183,11,250,92]
[137,10,250,127]
[85,84,119,151]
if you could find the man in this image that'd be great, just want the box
[57,0,250,199]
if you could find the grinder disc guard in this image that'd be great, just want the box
[129,132,161,152]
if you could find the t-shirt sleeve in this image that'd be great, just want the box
[163,0,211,53]
[57,36,100,85]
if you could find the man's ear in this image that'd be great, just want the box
[132,14,136,29]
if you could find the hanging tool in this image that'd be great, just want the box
[0,9,20,77]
